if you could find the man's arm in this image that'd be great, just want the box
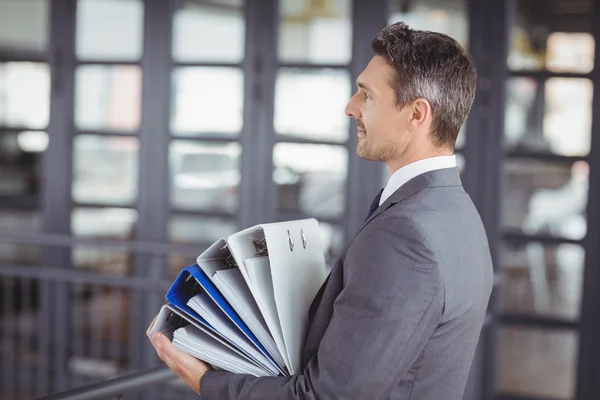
[199,216,444,400]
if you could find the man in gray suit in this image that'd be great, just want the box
[148,21,493,399]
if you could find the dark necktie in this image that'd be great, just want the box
[365,188,384,222]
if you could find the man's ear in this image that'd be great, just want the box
[410,98,432,128]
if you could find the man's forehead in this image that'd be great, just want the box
[357,56,392,88]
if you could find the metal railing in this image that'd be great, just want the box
[35,367,176,400]
[0,230,205,400]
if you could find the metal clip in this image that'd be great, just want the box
[253,238,269,257]
[224,254,237,268]
[287,230,294,252]
[300,228,307,249]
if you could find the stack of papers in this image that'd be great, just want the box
[149,219,327,377]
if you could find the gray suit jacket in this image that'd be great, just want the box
[201,167,494,399]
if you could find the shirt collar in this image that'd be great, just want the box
[379,155,457,206]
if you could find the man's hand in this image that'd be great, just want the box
[147,316,212,394]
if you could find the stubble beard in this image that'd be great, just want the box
[356,135,397,163]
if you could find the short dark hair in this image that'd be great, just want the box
[372,22,477,149]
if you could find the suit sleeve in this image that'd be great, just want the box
[200,216,444,400]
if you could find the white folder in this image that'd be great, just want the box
[149,304,275,376]
[226,218,327,374]
[195,240,286,369]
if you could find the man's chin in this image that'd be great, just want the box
[356,144,375,161]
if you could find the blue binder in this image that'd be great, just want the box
[166,264,286,376]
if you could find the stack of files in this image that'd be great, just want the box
[149,218,328,377]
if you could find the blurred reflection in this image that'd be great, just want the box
[173,0,245,63]
[75,65,142,132]
[275,68,350,142]
[278,0,352,64]
[169,215,238,244]
[0,62,50,129]
[72,208,138,239]
[509,0,593,72]
[274,143,347,217]
[0,211,41,265]
[502,242,583,320]
[71,208,137,275]
[388,0,468,47]
[171,67,244,135]
[72,135,140,205]
[169,253,198,280]
[503,160,588,240]
[497,327,576,399]
[170,140,241,212]
[0,0,48,52]
[0,131,45,197]
[70,285,130,379]
[76,0,143,61]
[505,78,592,156]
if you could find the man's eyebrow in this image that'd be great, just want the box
[357,81,373,92]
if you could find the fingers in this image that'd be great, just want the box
[146,315,159,337]
[151,332,175,367]
[150,332,206,394]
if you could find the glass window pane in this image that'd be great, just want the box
[274,68,350,141]
[505,78,592,156]
[388,0,468,48]
[75,65,142,132]
[509,1,593,72]
[0,131,46,197]
[71,207,137,274]
[501,241,583,320]
[72,207,138,239]
[503,159,588,240]
[171,67,244,135]
[169,215,238,244]
[170,140,241,212]
[0,211,41,265]
[0,62,50,129]
[497,327,577,399]
[73,135,139,205]
[279,0,352,64]
[274,143,347,217]
[76,0,144,61]
[0,0,49,52]
[173,0,245,63]
[169,253,200,280]
[72,245,131,275]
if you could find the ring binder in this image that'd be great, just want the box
[153,218,327,377]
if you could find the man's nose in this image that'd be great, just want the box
[345,95,360,118]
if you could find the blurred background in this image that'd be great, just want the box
[1,0,600,399]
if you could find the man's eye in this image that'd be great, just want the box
[363,92,370,100]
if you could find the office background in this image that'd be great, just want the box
[1,0,600,399]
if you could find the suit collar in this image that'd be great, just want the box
[362,167,463,228]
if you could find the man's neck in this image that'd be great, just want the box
[386,150,453,176]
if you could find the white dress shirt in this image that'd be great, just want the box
[379,155,457,206]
